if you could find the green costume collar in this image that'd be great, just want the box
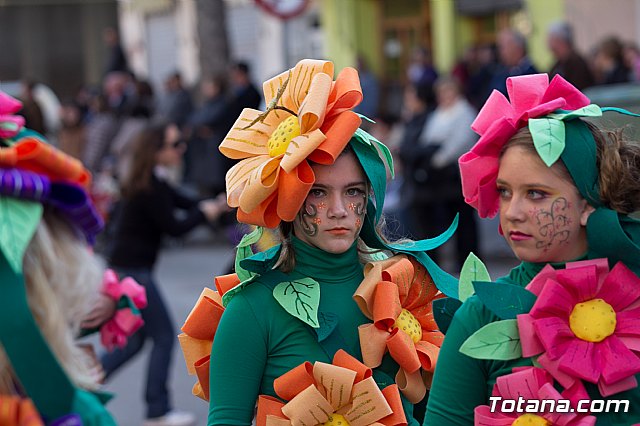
[290,236,361,284]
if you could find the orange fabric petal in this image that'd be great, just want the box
[395,368,427,405]
[276,161,314,222]
[372,281,402,329]
[415,340,440,372]
[238,156,281,213]
[281,60,334,112]
[411,294,445,331]
[281,385,333,425]
[236,191,280,228]
[386,329,421,373]
[403,258,438,311]
[358,323,389,369]
[333,348,371,383]
[0,138,91,188]
[256,396,287,426]
[178,333,211,376]
[381,257,414,301]
[219,109,272,159]
[308,110,361,165]
[379,385,408,426]
[312,363,356,411]
[354,257,402,318]
[194,355,211,401]
[420,330,444,347]
[279,129,325,173]
[226,156,273,208]
[215,273,241,297]
[344,377,392,426]
[297,72,332,134]
[181,294,223,341]
[274,361,315,402]
[325,67,363,120]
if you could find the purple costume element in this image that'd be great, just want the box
[0,168,103,243]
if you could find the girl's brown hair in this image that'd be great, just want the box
[120,123,167,199]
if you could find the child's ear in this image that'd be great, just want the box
[580,201,596,226]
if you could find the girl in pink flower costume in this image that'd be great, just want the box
[424,73,640,425]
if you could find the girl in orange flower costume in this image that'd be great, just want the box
[178,59,460,425]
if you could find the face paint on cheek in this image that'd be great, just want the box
[317,202,327,210]
[297,201,319,237]
[534,197,571,252]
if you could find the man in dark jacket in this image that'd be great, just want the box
[547,21,594,90]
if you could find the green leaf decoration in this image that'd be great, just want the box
[315,312,339,342]
[432,297,463,334]
[460,319,522,360]
[529,117,566,167]
[547,104,603,121]
[235,226,264,282]
[221,275,258,307]
[458,252,490,302]
[0,198,43,273]
[273,277,320,328]
[473,281,537,320]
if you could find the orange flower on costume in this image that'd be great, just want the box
[220,59,363,227]
[256,349,407,426]
[354,255,444,403]
[178,273,240,401]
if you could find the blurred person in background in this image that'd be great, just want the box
[103,26,129,76]
[228,61,261,118]
[623,41,640,81]
[489,29,538,96]
[156,72,194,130]
[407,46,439,92]
[184,75,232,198]
[19,79,46,135]
[592,36,631,85]
[102,122,227,426]
[547,21,594,90]
[416,77,479,269]
[57,100,86,160]
[353,55,380,121]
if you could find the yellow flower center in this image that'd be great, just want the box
[394,308,423,343]
[323,414,350,426]
[569,298,617,343]
[512,413,551,426]
[267,115,300,157]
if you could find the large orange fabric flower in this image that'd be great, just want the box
[220,59,363,227]
[256,349,407,426]
[354,255,444,403]
[178,273,239,401]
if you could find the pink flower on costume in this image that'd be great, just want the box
[459,74,590,218]
[475,367,596,426]
[518,259,640,397]
[0,91,25,138]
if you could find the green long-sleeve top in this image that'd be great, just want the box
[425,261,640,426]
[208,237,416,425]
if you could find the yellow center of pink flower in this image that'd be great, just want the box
[569,298,617,343]
[267,116,300,157]
[394,308,423,343]
[511,413,550,426]
[323,414,350,426]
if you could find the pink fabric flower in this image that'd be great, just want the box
[100,269,147,351]
[459,74,590,218]
[475,367,595,426]
[518,259,640,397]
[0,91,25,139]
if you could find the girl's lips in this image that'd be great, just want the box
[509,231,532,241]
[327,228,350,235]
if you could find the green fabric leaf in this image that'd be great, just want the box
[0,198,43,273]
[351,138,387,222]
[315,312,339,342]
[273,277,320,328]
[529,117,566,167]
[547,104,603,120]
[71,389,117,425]
[473,281,537,320]
[460,319,522,360]
[458,252,490,302]
[221,275,258,307]
[432,297,463,334]
[235,226,264,282]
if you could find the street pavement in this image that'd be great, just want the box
[94,225,518,425]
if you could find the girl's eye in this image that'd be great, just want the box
[309,189,325,198]
[346,188,365,197]
[527,190,547,200]
[497,187,511,198]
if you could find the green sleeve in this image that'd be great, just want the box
[424,297,489,426]
[208,291,268,426]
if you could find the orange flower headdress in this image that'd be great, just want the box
[220,59,363,227]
